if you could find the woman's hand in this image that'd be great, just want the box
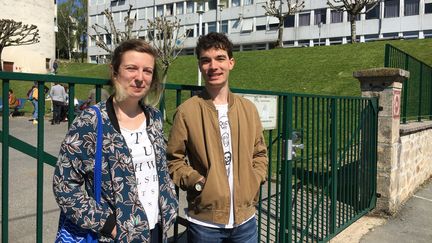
[111,226,117,238]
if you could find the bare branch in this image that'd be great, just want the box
[262,0,305,48]
[0,19,40,48]
[327,0,380,43]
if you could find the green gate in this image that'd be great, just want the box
[162,86,378,243]
[0,72,377,243]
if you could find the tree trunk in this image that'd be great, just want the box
[277,17,284,48]
[350,15,357,43]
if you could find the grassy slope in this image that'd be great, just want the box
[56,38,432,98]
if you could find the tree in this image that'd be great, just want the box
[327,0,379,43]
[263,0,305,48]
[0,19,40,71]
[89,4,143,56]
[57,0,87,61]
[147,17,188,84]
[89,5,187,89]
[57,0,76,60]
[74,0,88,62]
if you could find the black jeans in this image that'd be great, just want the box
[150,223,162,243]
[52,100,64,123]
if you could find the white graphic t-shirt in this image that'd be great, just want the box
[121,120,159,230]
[186,104,235,228]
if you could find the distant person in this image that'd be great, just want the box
[53,60,59,74]
[8,89,19,117]
[49,82,67,125]
[167,32,268,243]
[88,87,110,105]
[27,82,39,125]
[53,39,178,242]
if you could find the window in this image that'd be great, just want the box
[208,22,217,33]
[166,4,174,16]
[105,34,112,45]
[209,0,217,10]
[186,28,194,37]
[426,3,432,14]
[242,45,253,51]
[384,0,399,18]
[232,0,240,7]
[404,0,419,16]
[255,43,266,50]
[157,5,164,16]
[314,8,326,25]
[256,25,266,31]
[348,13,361,21]
[331,10,343,23]
[299,13,310,26]
[221,20,228,33]
[284,15,295,27]
[244,0,253,5]
[46,58,51,69]
[241,19,253,33]
[366,3,380,19]
[186,1,194,13]
[176,2,184,15]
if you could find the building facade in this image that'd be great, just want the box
[88,0,432,62]
[0,0,57,73]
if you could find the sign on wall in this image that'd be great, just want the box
[393,90,401,119]
[237,94,278,130]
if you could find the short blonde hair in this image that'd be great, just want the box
[110,39,163,106]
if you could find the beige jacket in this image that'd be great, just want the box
[167,90,268,225]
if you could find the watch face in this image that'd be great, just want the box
[195,183,202,191]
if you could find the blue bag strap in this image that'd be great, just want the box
[90,106,103,204]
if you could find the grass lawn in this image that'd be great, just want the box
[3,38,432,116]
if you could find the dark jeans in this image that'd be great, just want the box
[187,217,258,243]
[52,100,64,123]
[150,223,162,243]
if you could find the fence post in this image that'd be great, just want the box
[353,68,409,215]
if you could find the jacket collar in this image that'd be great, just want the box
[199,88,235,110]
[106,96,150,133]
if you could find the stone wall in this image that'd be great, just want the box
[396,122,432,206]
[354,68,432,215]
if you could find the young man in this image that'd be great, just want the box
[167,32,268,242]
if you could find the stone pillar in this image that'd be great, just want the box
[353,68,410,215]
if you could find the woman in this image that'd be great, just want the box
[8,89,19,116]
[53,39,178,242]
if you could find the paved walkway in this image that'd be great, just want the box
[331,177,432,243]
[0,116,431,242]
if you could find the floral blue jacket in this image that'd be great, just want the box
[53,98,178,242]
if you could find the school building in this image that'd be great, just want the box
[87,0,432,62]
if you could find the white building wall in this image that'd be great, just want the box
[87,0,432,60]
[0,0,56,73]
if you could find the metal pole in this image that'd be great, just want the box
[197,3,204,86]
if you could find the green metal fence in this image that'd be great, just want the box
[0,72,378,243]
[384,44,432,123]
[163,86,378,243]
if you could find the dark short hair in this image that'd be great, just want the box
[196,32,233,59]
[110,39,162,105]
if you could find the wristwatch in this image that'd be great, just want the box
[194,180,204,192]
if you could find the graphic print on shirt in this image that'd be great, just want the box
[121,124,159,229]
[216,104,234,227]
[218,114,232,177]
